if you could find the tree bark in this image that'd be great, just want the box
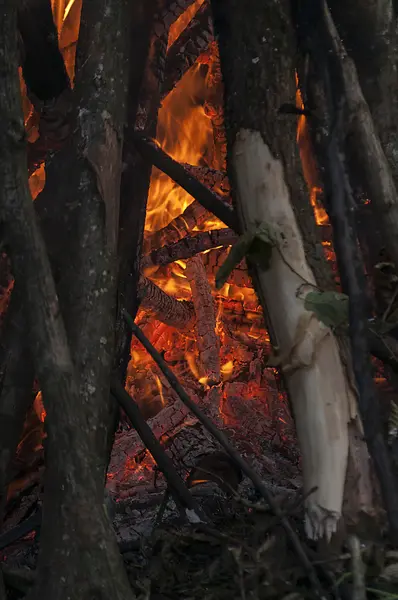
[0,3,134,599]
[211,0,370,540]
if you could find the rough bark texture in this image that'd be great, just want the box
[0,3,134,599]
[138,275,195,330]
[328,0,398,193]
[211,0,362,540]
[143,199,211,254]
[142,228,237,268]
[186,255,221,384]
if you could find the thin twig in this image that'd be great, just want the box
[123,311,325,597]
[347,536,366,600]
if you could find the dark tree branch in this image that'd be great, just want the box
[133,133,239,231]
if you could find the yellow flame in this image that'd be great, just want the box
[221,360,234,380]
[154,374,166,406]
[145,65,213,233]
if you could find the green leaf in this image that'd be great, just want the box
[304,290,349,329]
[216,231,255,289]
[215,223,275,289]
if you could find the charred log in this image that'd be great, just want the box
[186,255,221,384]
[182,163,229,194]
[142,228,237,268]
[138,275,195,330]
[143,199,210,254]
[162,1,213,99]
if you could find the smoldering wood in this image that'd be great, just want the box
[133,133,239,231]
[143,200,211,255]
[142,228,237,268]
[110,379,204,519]
[115,0,169,382]
[138,275,195,329]
[0,4,133,600]
[186,255,221,384]
[204,45,227,170]
[182,163,229,194]
[125,315,323,593]
[159,0,197,29]
[109,400,192,484]
[161,1,213,99]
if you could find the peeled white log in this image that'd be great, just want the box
[232,128,357,540]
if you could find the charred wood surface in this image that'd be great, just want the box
[162,1,213,99]
[138,275,195,330]
[186,255,221,384]
[142,228,237,268]
[143,200,214,255]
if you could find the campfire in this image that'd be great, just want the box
[2,1,398,599]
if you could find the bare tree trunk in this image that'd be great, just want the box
[211,0,374,541]
[0,3,134,599]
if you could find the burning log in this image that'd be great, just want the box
[159,0,198,29]
[142,228,237,268]
[204,44,227,170]
[211,0,363,541]
[182,163,229,194]
[133,133,239,231]
[138,275,195,330]
[161,0,213,99]
[0,3,134,599]
[143,200,209,254]
[185,255,221,384]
